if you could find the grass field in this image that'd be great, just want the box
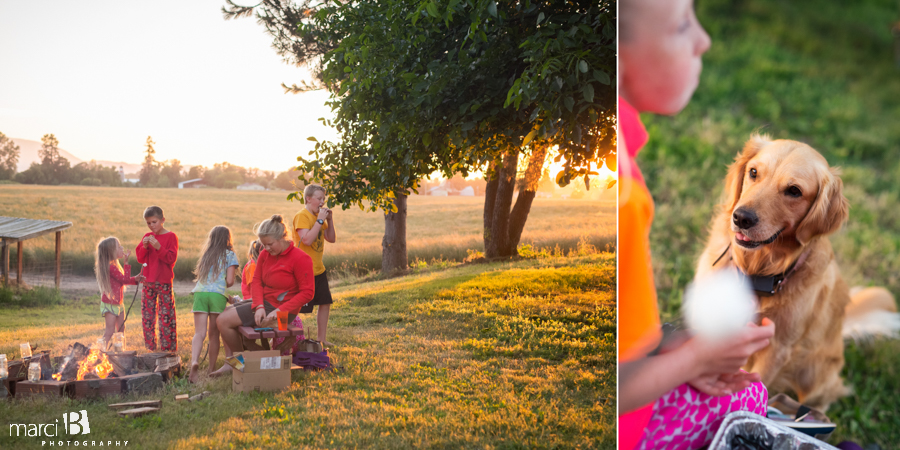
[637,0,900,445]
[0,251,615,449]
[0,185,614,280]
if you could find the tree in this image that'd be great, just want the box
[225,0,616,267]
[140,136,159,186]
[68,161,122,186]
[38,134,70,184]
[186,165,205,180]
[0,132,20,180]
[159,159,183,187]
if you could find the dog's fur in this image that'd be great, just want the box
[696,135,896,411]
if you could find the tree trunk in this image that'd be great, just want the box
[382,193,408,274]
[482,160,499,254]
[486,152,518,258]
[507,145,548,254]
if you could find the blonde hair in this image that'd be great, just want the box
[247,239,263,262]
[255,214,288,240]
[194,226,234,283]
[303,184,326,201]
[95,237,121,298]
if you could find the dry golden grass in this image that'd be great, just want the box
[1,185,614,278]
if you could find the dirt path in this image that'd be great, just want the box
[21,273,197,298]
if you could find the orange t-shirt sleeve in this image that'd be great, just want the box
[618,177,662,362]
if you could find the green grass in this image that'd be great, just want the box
[0,252,615,449]
[0,285,62,308]
[637,0,900,445]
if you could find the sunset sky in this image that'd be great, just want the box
[0,1,613,180]
[0,1,335,173]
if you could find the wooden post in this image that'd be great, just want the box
[1,239,7,286]
[16,241,22,286]
[55,232,61,289]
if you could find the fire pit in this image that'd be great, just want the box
[8,342,180,400]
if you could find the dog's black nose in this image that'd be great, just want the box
[733,208,759,229]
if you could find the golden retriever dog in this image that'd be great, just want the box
[695,134,898,411]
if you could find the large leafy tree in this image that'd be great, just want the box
[0,132,20,180]
[225,0,615,267]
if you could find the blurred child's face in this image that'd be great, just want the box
[306,191,327,212]
[145,215,165,234]
[115,242,125,259]
[620,0,711,115]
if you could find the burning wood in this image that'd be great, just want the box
[52,342,115,381]
[76,347,114,380]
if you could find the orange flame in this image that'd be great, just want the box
[74,348,114,381]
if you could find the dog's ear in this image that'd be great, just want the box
[724,134,769,211]
[795,166,849,245]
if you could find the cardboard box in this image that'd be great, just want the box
[232,350,292,393]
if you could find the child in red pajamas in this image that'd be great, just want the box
[135,205,179,352]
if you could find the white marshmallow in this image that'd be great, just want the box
[683,270,757,339]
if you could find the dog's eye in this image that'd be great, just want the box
[785,186,802,198]
[749,168,757,179]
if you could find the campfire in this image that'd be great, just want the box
[52,342,118,381]
[9,342,180,400]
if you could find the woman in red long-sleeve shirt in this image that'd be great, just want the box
[217,215,315,358]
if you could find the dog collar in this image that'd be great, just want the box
[712,243,812,297]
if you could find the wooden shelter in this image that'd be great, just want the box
[0,216,73,288]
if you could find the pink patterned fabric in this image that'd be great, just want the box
[637,380,768,449]
[272,315,305,355]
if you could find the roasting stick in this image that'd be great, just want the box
[119,263,147,333]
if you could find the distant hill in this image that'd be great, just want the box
[12,138,144,174]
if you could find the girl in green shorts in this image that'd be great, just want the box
[189,226,239,383]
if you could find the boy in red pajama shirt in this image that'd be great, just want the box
[135,205,179,352]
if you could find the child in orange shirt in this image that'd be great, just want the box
[618,0,775,448]
[240,240,263,302]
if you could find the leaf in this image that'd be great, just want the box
[606,179,617,189]
[423,133,432,146]
[536,12,545,25]
[578,60,588,73]
[522,128,538,146]
[555,170,570,187]
[564,96,574,112]
[582,84,594,103]
[487,1,497,18]
[307,137,318,142]
[593,70,610,85]
[426,2,439,18]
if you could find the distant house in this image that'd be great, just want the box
[178,178,205,189]
[427,186,449,196]
[459,186,475,196]
[237,183,265,191]
[124,178,140,184]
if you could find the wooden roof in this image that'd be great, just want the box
[0,216,73,242]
